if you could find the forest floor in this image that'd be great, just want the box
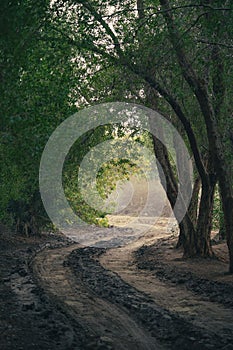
[1,216,233,350]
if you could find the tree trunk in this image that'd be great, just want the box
[179,215,198,257]
[222,196,233,273]
[218,213,226,240]
[216,188,226,240]
[159,0,233,271]
[147,92,213,258]
[176,174,201,249]
[188,175,201,226]
[149,123,197,256]
[196,179,216,256]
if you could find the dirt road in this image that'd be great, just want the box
[33,244,161,350]
[1,213,233,349]
[30,217,233,349]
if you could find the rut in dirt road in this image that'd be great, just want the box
[33,244,162,350]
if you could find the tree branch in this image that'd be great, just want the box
[196,39,233,49]
[48,24,118,63]
[72,0,123,57]
[212,45,225,117]
[142,73,208,184]
[103,4,231,20]
[159,0,232,198]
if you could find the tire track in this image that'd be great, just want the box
[33,244,163,350]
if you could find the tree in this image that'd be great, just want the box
[0,0,81,233]
[49,0,233,270]
[2,0,232,273]
[159,0,233,271]
[0,0,50,233]
[0,0,142,233]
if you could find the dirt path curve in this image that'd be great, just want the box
[32,215,233,349]
[33,244,163,350]
[100,218,233,337]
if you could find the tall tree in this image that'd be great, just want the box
[159,0,233,271]
[49,0,233,270]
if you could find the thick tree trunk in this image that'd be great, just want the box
[176,175,201,249]
[179,215,197,257]
[196,180,216,257]
[148,95,214,258]
[177,174,215,258]
[188,175,201,226]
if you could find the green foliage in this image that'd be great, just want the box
[96,159,140,200]
[62,126,154,225]
[0,0,77,233]
[1,0,232,239]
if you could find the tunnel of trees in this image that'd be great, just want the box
[1,0,233,271]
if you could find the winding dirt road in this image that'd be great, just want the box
[31,216,233,349]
